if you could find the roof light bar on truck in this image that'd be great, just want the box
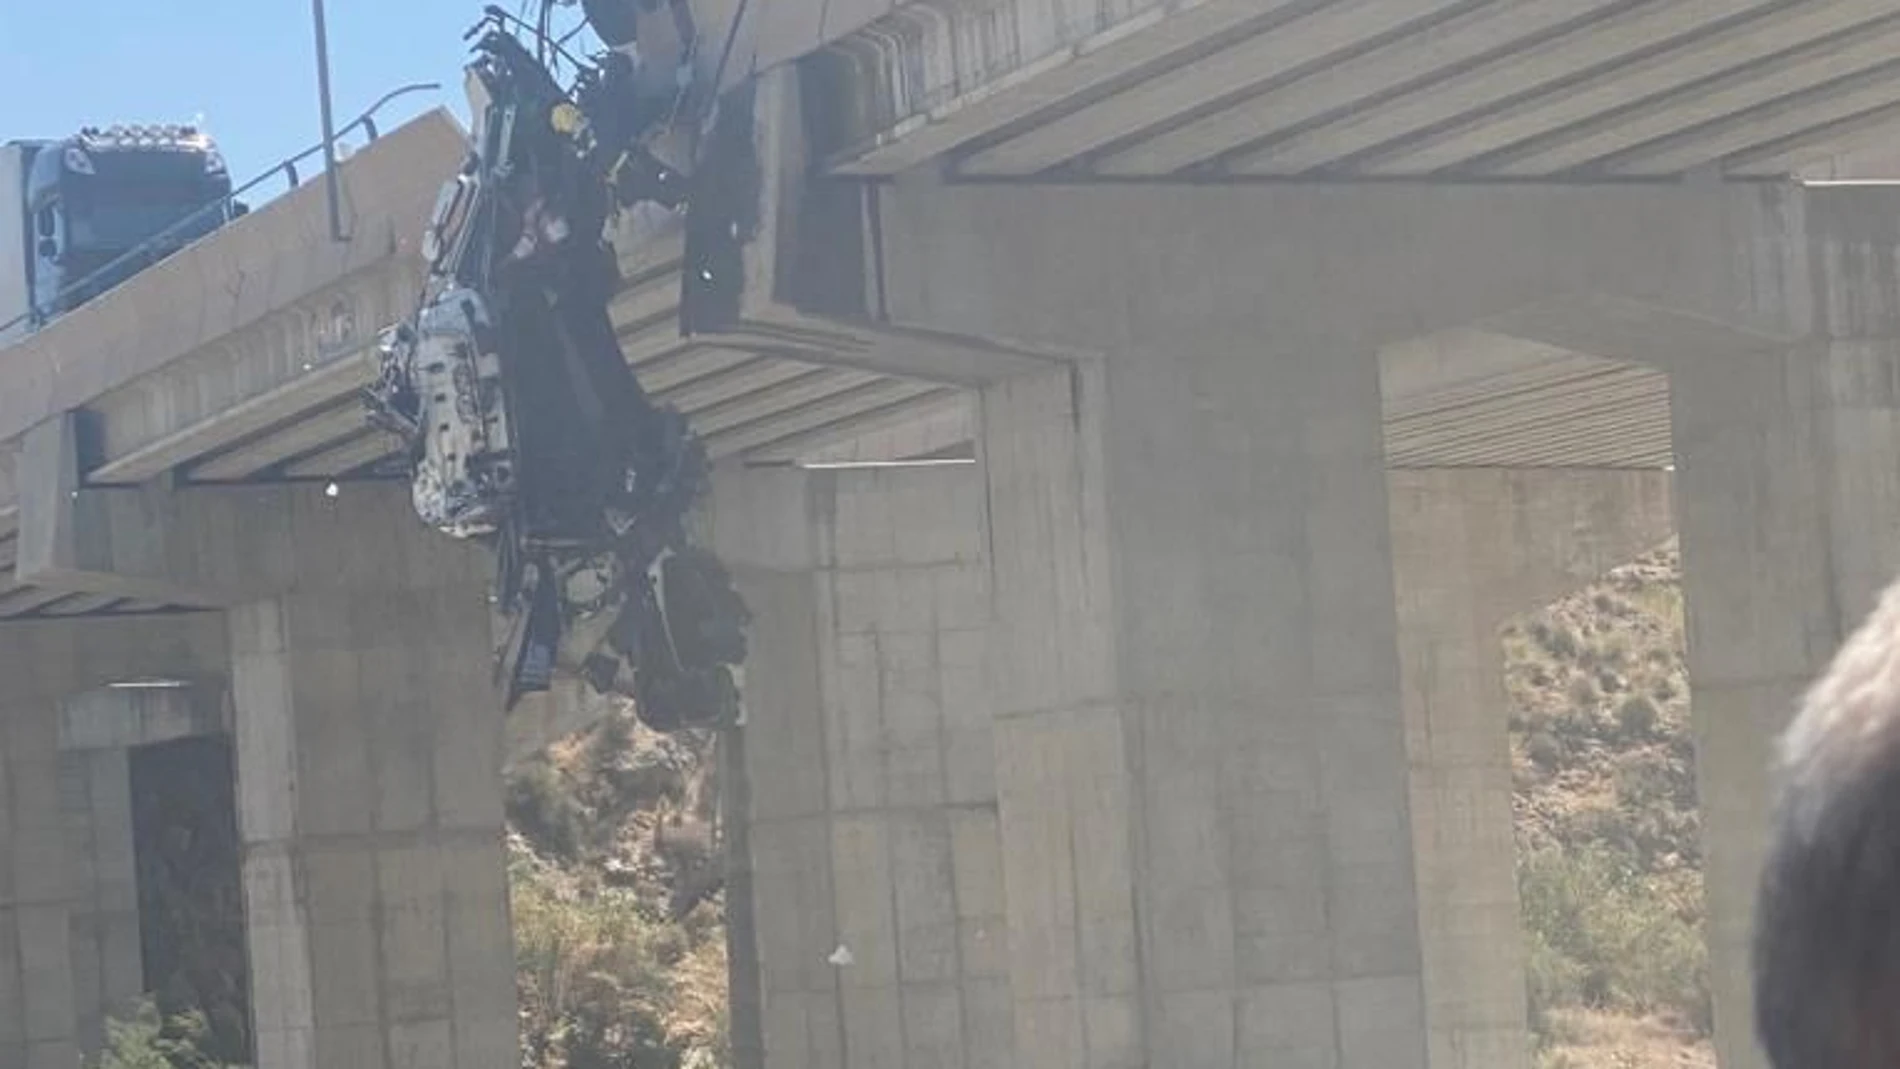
[0,83,439,343]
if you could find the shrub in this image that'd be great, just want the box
[1537,623,1580,660]
[1517,845,1709,1039]
[89,998,229,1069]
[1526,732,1565,771]
[1568,675,1600,709]
[511,836,728,1069]
[1613,696,1660,741]
[507,759,588,861]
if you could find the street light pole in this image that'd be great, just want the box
[312,0,346,242]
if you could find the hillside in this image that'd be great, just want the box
[504,707,731,1069]
[1503,543,1713,1069]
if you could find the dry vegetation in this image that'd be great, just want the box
[1505,543,1714,1069]
[505,709,730,1069]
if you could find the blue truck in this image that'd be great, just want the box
[1,124,237,345]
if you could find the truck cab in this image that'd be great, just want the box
[3,124,235,344]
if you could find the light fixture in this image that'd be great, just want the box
[798,457,978,471]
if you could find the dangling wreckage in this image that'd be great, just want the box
[363,0,755,730]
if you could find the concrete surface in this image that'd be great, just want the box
[3,471,532,1069]
[815,1,1900,180]
[0,617,225,1069]
[58,685,230,1054]
[1388,468,1677,1069]
[709,462,1010,1069]
[1,691,80,1069]
[869,179,1801,355]
[220,485,514,1069]
[856,177,1809,1067]
[1667,184,1900,1069]
[1380,331,1672,469]
[708,390,1690,1069]
[980,346,1427,1068]
[60,744,143,1057]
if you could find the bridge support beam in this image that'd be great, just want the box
[1387,467,1676,1069]
[13,410,308,607]
[847,175,1816,1068]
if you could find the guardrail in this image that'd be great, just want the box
[0,82,442,342]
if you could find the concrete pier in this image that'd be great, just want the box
[710,462,1010,1069]
[225,487,516,1069]
[1668,186,1900,1069]
[1388,467,1676,1069]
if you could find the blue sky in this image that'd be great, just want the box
[0,2,605,206]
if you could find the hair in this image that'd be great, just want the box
[1756,576,1900,1068]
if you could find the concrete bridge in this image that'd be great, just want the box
[12,3,1900,1068]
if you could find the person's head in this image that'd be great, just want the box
[1757,577,1900,1067]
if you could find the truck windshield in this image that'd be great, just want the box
[67,186,225,254]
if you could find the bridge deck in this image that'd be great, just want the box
[6,0,1759,624]
[0,108,980,622]
[825,0,1900,181]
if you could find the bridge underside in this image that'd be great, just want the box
[13,0,1807,625]
[0,107,1032,623]
[823,0,1900,181]
[0,323,1667,621]
[127,230,978,488]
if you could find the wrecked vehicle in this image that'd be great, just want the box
[363,0,756,730]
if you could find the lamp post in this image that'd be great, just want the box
[312,0,346,241]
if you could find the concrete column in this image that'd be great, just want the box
[1386,467,1676,1069]
[1673,185,1900,1069]
[0,696,79,1069]
[60,745,141,1055]
[980,343,1424,1068]
[709,462,1011,1069]
[226,487,516,1069]
[1674,347,1830,1069]
[57,684,229,1054]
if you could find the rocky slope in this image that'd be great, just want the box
[1503,543,1713,1069]
[505,706,730,1069]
